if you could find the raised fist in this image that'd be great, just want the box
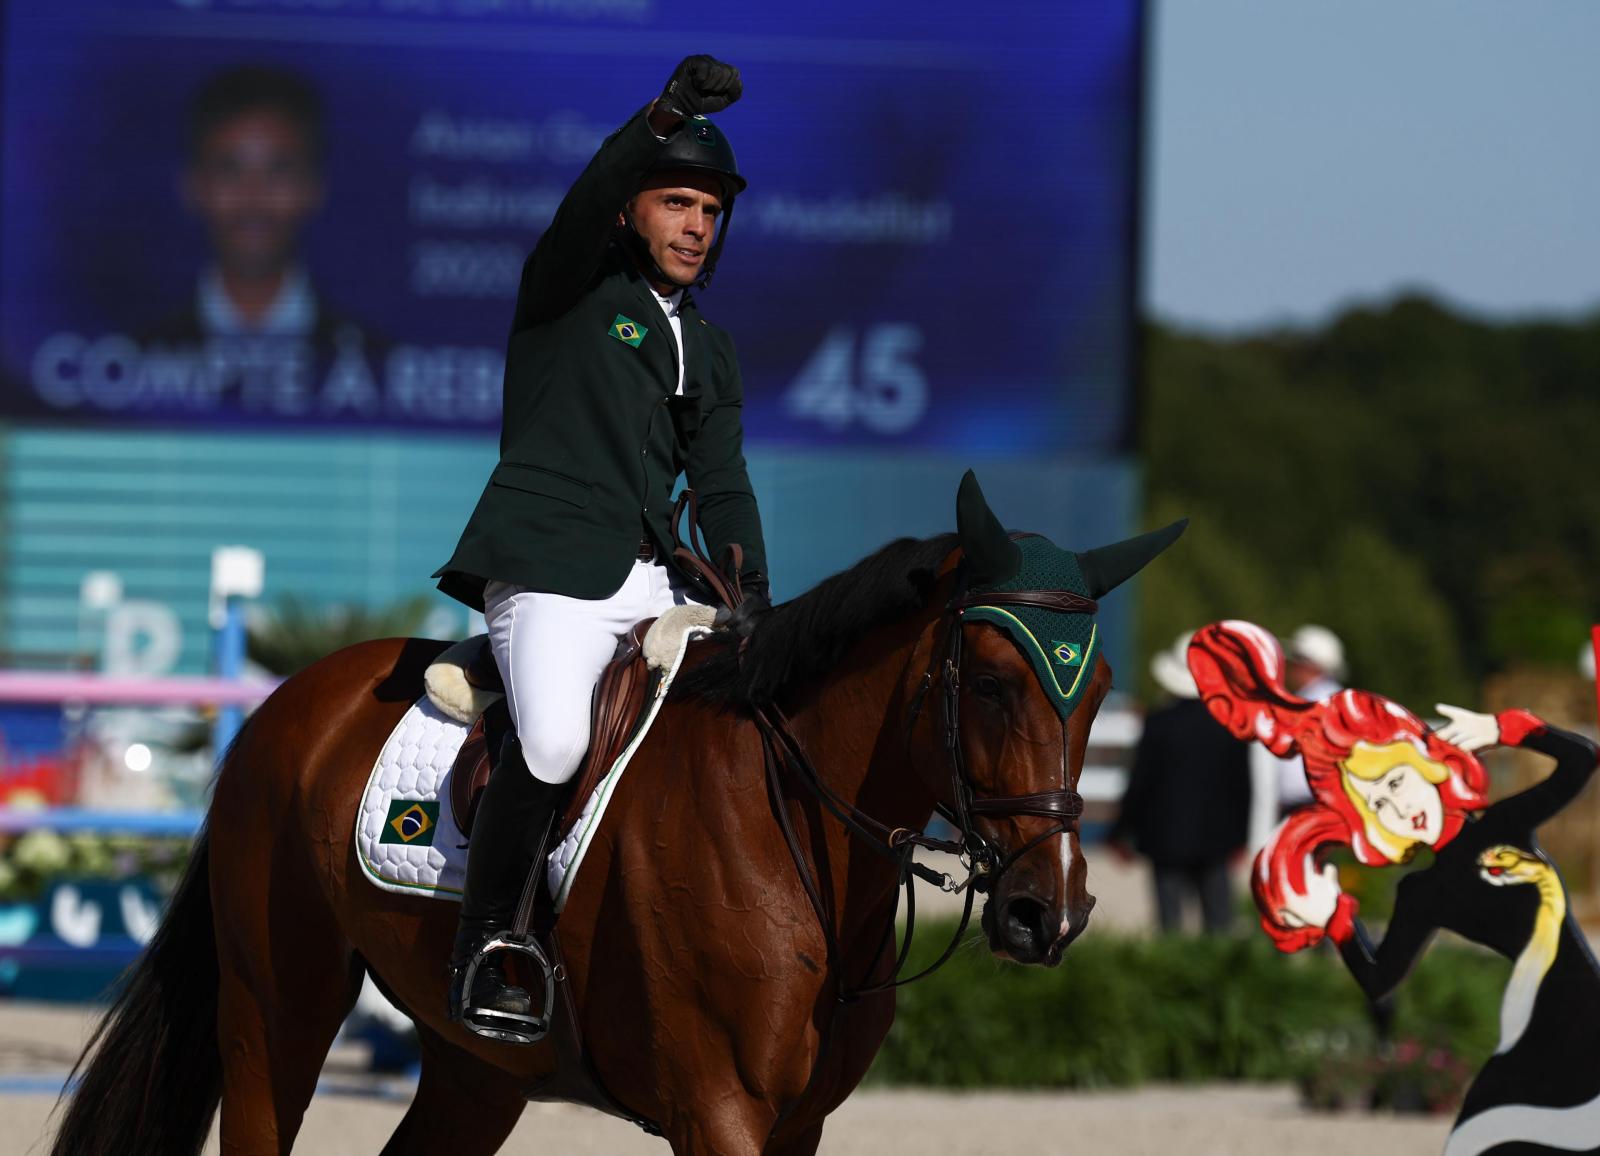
[658,55,742,119]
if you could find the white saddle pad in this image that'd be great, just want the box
[354,613,713,910]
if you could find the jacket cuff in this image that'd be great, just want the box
[1497,709,1547,748]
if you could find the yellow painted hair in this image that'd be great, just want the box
[1339,740,1449,863]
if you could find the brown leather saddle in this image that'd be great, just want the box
[446,618,660,845]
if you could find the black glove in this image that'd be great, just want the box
[658,55,742,120]
[714,589,771,640]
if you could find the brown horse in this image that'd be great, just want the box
[52,475,1183,1155]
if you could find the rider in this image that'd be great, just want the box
[433,55,772,1028]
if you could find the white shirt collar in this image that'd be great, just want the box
[198,266,316,337]
[650,285,684,317]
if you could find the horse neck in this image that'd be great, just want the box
[779,600,945,949]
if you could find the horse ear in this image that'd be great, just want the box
[955,470,1022,587]
[1076,519,1188,598]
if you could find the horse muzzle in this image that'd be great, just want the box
[982,886,1095,966]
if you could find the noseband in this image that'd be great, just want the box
[753,574,1092,1000]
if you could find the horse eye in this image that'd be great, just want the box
[971,674,1004,700]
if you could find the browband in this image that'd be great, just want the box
[957,589,1099,616]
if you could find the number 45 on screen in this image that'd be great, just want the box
[783,324,928,435]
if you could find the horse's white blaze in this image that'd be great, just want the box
[1057,829,1077,937]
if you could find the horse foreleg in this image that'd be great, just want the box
[655,1096,782,1156]
[379,1025,526,1155]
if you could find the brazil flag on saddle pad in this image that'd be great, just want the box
[380,799,439,846]
[954,470,1187,720]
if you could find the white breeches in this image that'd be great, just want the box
[483,560,697,785]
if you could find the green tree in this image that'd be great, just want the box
[247,594,436,677]
[1140,296,1600,703]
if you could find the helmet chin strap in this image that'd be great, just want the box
[619,209,684,290]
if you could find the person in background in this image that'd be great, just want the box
[1111,631,1252,934]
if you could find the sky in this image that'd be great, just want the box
[1147,0,1600,331]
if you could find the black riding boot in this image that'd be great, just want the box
[447,735,564,1028]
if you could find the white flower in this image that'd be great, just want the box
[12,830,72,875]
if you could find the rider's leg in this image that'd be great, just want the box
[449,564,656,1023]
[448,733,562,1019]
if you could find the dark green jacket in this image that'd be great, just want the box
[434,111,767,611]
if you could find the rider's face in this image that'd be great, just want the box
[1350,763,1444,850]
[623,171,724,289]
[184,109,323,280]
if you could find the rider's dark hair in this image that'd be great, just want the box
[676,533,959,708]
[187,65,325,163]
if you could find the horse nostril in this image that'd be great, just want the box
[1001,895,1051,960]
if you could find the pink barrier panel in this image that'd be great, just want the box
[0,672,279,706]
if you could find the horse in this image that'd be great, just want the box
[52,473,1184,1155]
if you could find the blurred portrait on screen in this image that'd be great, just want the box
[139,66,386,416]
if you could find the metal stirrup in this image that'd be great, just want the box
[459,933,559,1045]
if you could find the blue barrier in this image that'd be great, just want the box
[0,809,204,836]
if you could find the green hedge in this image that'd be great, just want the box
[867,924,1508,1088]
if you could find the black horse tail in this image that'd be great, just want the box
[50,822,221,1155]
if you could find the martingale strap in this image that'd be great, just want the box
[756,704,980,1001]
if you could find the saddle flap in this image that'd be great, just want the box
[451,621,659,843]
[451,710,492,838]
[556,617,659,839]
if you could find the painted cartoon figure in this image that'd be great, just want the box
[1189,620,1600,1155]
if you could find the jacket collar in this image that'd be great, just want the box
[622,266,681,390]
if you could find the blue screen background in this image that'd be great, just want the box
[0,0,1140,453]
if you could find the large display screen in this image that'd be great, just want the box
[0,0,1141,453]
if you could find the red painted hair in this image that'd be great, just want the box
[1190,621,1491,951]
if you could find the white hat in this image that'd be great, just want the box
[1150,631,1199,700]
[1287,624,1347,681]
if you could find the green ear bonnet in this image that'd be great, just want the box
[963,536,1100,720]
[952,469,1188,722]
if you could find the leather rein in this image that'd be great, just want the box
[666,495,1089,1000]
[752,582,1092,1002]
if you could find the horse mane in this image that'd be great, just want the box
[675,533,959,707]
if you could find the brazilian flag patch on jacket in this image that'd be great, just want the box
[609,314,648,347]
[381,800,439,846]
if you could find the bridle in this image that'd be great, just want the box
[665,494,1094,999]
[750,570,1093,1001]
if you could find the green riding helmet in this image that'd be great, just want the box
[626,114,745,289]
[648,114,746,197]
